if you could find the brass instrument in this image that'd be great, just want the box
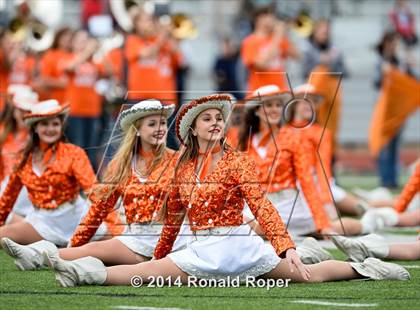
[7,0,62,51]
[110,0,197,39]
[292,10,313,38]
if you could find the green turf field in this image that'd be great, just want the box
[1,177,419,309]
[1,249,419,310]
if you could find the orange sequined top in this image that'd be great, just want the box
[0,142,95,225]
[286,123,334,205]
[262,127,331,231]
[70,149,177,247]
[226,126,331,231]
[153,149,295,259]
[394,161,420,213]
[0,127,29,181]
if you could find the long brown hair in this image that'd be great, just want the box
[94,118,166,200]
[238,106,260,151]
[0,104,18,147]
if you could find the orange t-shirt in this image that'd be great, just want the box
[61,55,103,118]
[125,35,180,104]
[102,47,123,82]
[241,33,290,92]
[8,53,36,86]
[39,49,71,103]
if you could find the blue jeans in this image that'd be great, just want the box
[377,131,401,188]
[65,116,99,170]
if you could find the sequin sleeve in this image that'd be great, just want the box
[70,146,96,193]
[394,162,420,213]
[0,172,23,225]
[153,185,186,259]
[237,154,295,256]
[70,186,122,247]
[293,142,331,231]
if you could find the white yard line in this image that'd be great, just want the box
[112,307,184,310]
[291,300,378,307]
[401,265,420,269]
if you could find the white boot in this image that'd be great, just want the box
[331,234,389,262]
[44,251,107,287]
[372,207,400,227]
[360,209,384,233]
[296,237,333,264]
[350,257,410,281]
[1,237,58,270]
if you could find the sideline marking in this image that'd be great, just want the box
[291,300,378,307]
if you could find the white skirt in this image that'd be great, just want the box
[168,224,280,280]
[1,177,33,224]
[115,220,192,258]
[24,196,107,247]
[244,189,316,237]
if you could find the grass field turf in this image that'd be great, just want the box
[1,249,419,310]
[1,175,418,309]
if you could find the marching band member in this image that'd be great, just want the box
[43,94,409,287]
[37,27,73,102]
[61,30,104,168]
[241,7,300,91]
[0,99,115,248]
[1,100,189,270]
[125,10,181,104]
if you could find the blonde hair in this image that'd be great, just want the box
[95,118,166,200]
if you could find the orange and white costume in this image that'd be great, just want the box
[0,142,103,245]
[154,94,295,279]
[154,149,295,278]
[230,86,331,236]
[0,100,121,244]
[71,148,190,257]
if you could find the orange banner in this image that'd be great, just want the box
[369,67,420,156]
[308,65,343,152]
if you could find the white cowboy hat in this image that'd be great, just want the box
[176,94,232,145]
[23,99,69,126]
[7,84,33,96]
[12,91,38,111]
[245,84,292,108]
[119,99,175,132]
[293,83,324,102]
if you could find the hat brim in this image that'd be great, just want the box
[23,105,70,126]
[119,104,175,132]
[245,92,293,109]
[177,100,231,145]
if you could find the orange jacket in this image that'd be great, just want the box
[154,150,295,259]
[70,149,177,246]
[0,142,94,225]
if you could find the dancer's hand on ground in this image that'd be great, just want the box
[285,249,310,281]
